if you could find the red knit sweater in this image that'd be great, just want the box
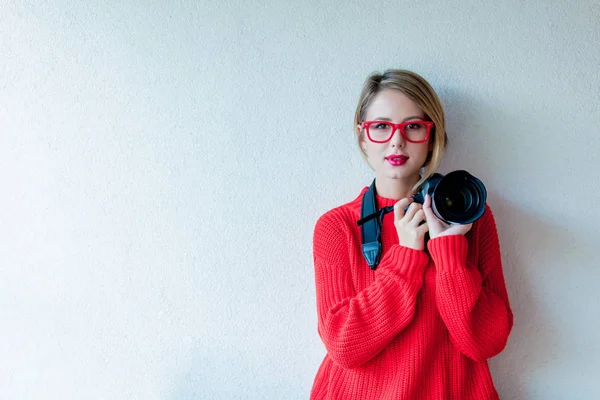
[311,187,513,400]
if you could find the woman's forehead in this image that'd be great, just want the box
[365,89,424,120]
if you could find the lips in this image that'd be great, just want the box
[385,154,409,166]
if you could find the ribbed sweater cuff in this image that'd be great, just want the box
[427,235,469,273]
[378,245,429,286]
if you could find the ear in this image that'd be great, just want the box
[428,127,436,151]
[423,140,434,166]
[357,124,367,152]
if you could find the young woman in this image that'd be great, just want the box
[311,70,513,399]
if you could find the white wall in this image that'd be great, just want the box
[1,1,599,399]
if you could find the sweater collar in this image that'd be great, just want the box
[359,186,402,208]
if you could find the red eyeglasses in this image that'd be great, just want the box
[362,120,434,143]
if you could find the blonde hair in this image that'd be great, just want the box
[354,69,448,191]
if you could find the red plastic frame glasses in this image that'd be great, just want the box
[361,120,434,143]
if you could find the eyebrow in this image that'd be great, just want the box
[371,115,424,122]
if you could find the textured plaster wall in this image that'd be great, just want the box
[1,1,599,399]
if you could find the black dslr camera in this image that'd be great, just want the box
[411,170,487,225]
[357,170,487,269]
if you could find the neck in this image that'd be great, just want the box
[374,174,420,200]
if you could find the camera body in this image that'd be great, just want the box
[358,169,486,269]
[412,170,487,225]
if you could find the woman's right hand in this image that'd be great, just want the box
[393,198,429,251]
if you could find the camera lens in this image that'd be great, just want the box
[443,188,472,214]
[431,171,486,224]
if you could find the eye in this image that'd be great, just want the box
[406,122,424,130]
[373,122,391,130]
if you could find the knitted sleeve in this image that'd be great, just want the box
[313,210,429,368]
[428,205,513,362]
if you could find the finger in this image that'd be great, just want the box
[393,198,413,220]
[417,221,430,236]
[423,193,431,208]
[460,223,473,235]
[404,202,422,222]
[422,194,435,221]
[409,209,427,228]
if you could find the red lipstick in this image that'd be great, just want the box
[385,154,408,166]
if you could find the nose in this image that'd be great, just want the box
[390,127,405,148]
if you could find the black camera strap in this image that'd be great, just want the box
[358,172,477,269]
[357,179,394,270]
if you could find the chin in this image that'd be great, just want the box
[382,172,411,181]
[383,167,421,181]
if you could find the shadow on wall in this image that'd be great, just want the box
[436,87,584,398]
[487,192,570,399]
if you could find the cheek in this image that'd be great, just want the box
[364,142,385,158]
[410,143,430,161]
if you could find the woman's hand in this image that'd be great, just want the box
[422,194,472,239]
[393,198,429,251]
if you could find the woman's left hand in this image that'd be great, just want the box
[423,194,473,239]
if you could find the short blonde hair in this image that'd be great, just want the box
[354,69,448,191]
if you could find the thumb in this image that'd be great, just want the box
[422,194,435,221]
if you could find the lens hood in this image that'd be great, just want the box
[414,170,487,225]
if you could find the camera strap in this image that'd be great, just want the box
[357,179,393,270]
